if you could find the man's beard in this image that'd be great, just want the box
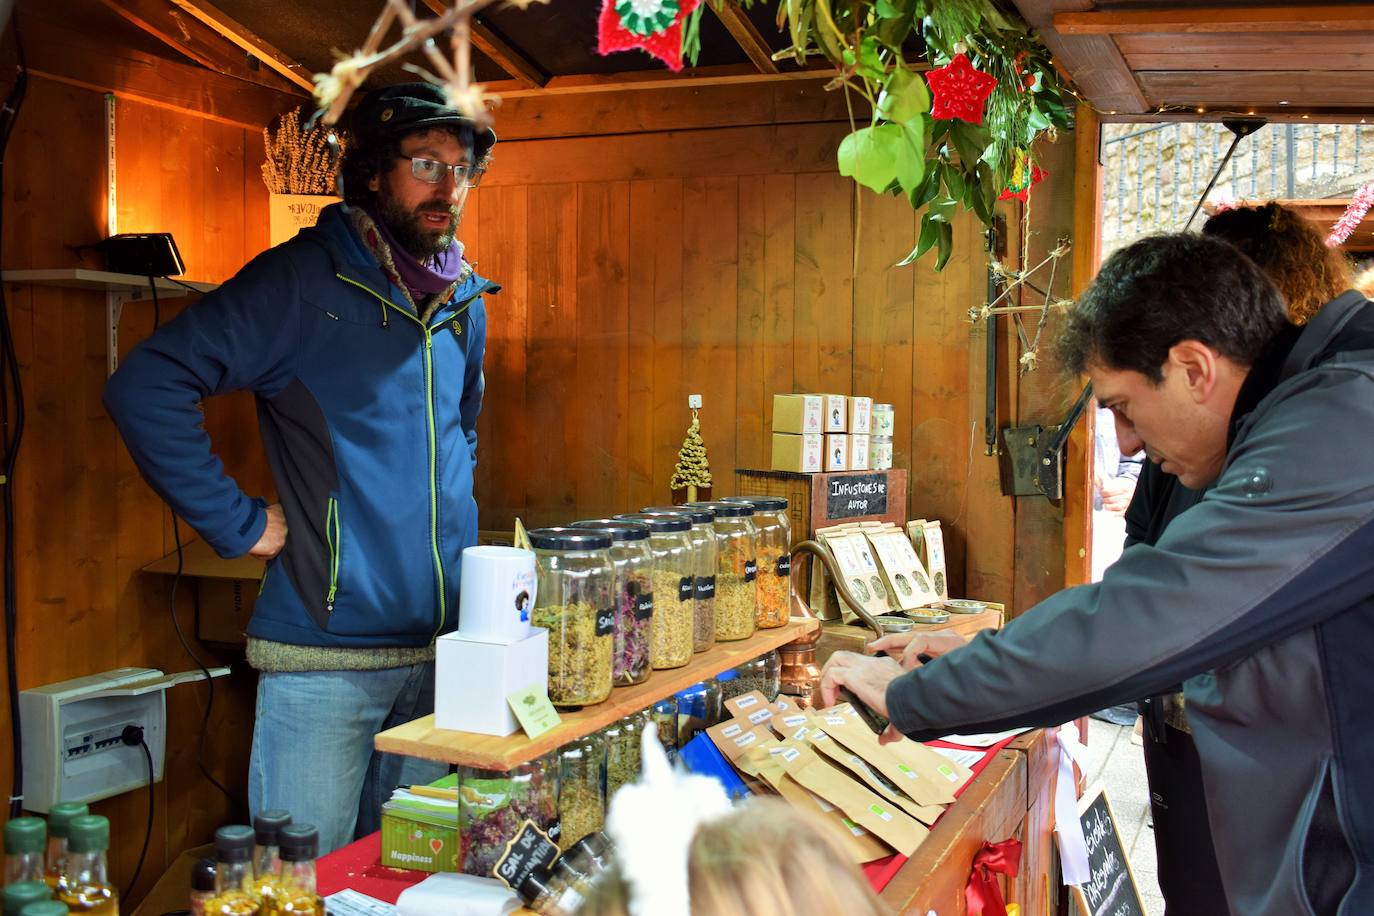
[376,193,461,260]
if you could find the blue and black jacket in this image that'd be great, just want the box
[104,203,495,649]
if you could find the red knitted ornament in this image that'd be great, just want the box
[926,53,999,124]
[597,0,701,72]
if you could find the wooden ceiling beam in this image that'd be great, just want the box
[710,0,781,75]
[92,0,305,96]
[1137,70,1374,109]
[165,0,315,92]
[482,60,882,100]
[1054,6,1374,35]
[418,0,547,88]
[1011,0,1149,114]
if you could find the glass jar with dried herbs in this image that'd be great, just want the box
[569,519,654,687]
[602,715,643,805]
[687,501,758,641]
[641,504,718,653]
[557,735,606,851]
[458,758,558,877]
[650,696,678,761]
[613,513,694,669]
[528,528,616,707]
[673,679,723,743]
[723,496,792,629]
[732,650,782,702]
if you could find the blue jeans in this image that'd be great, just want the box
[248,662,448,855]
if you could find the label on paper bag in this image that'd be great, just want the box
[507,684,562,739]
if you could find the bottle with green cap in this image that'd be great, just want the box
[4,818,45,885]
[2,880,50,916]
[43,802,89,890]
[18,901,67,916]
[207,825,259,915]
[250,810,290,906]
[264,825,319,916]
[56,815,115,914]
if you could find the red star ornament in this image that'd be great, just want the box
[926,53,999,124]
[597,0,701,73]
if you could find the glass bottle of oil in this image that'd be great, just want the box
[56,816,117,914]
[43,802,88,890]
[264,825,319,916]
[3,880,51,916]
[187,856,216,916]
[207,826,259,916]
[250,811,290,908]
[4,818,45,885]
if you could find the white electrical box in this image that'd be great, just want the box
[19,666,226,813]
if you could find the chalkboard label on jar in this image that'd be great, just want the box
[596,607,615,637]
[634,593,654,621]
[776,554,792,578]
[679,577,695,602]
[744,560,758,583]
[494,819,559,893]
[695,575,716,600]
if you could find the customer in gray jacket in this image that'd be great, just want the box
[821,232,1373,915]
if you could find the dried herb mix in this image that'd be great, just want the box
[650,569,694,668]
[533,601,612,707]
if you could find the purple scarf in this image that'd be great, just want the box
[365,206,466,305]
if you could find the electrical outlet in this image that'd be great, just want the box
[688,394,702,409]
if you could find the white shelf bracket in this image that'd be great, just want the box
[106,290,131,377]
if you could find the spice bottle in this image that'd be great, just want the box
[208,825,259,915]
[570,519,654,686]
[650,696,678,761]
[4,818,45,885]
[686,501,758,641]
[190,858,217,916]
[614,514,694,669]
[56,815,116,915]
[722,497,792,628]
[557,736,606,851]
[641,505,718,652]
[43,802,88,891]
[528,528,616,707]
[3,883,50,916]
[516,865,586,916]
[266,825,321,916]
[251,810,291,905]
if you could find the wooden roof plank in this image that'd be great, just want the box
[1137,70,1374,108]
[92,0,306,96]
[711,0,781,75]
[418,0,547,88]
[166,0,315,92]
[1055,6,1374,35]
[1116,32,1374,72]
[1012,0,1150,114]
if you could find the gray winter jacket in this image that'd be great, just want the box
[887,291,1374,915]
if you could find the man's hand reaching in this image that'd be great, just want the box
[866,629,968,670]
[248,503,288,560]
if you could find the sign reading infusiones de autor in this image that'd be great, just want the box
[827,473,889,520]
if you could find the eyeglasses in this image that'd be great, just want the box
[400,155,485,189]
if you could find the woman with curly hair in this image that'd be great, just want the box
[1203,201,1354,323]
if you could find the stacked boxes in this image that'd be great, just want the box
[771,394,880,473]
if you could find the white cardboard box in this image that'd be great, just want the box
[825,434,850,471]
[848,397,873,435]
[435,628,548,736]
[849,434,871,470]
[822,394,848,433]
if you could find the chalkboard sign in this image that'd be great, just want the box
[494,819,559,892]
[1070,784,1146,916]
[826,473,889,520]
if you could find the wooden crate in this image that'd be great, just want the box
[735,468,909,544]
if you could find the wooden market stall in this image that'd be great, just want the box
[0,0,1368,912]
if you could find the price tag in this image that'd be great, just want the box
[507,684,562,739]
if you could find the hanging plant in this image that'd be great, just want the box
[684,0,1075,269]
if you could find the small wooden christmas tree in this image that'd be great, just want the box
[670,408,713,503]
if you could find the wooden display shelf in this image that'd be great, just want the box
[374,617,820,770]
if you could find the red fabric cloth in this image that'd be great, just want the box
[965,838,1023,915]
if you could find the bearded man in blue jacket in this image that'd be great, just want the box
[105,83,498,853]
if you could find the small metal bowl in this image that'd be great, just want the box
[876,615,914,634]
[909,609,951,624]
[942,599,988,614]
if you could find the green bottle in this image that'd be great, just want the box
[43,802,89,890]
[57,816,116,914]
[3,819,45,885]
[2,881,50,916]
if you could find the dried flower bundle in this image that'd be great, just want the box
[262,108,345,195]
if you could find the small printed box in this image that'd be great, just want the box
[773,394,824,435]
[772,433,824,473]
[825,435,850,472]
[848,397,873,435]
[849,434,871,471]
[380,807,459,874]
[822,395,848,433]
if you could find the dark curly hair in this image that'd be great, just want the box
[338,124,492,207]
[1203,202,1354,324]
[1057,233,1289,381]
